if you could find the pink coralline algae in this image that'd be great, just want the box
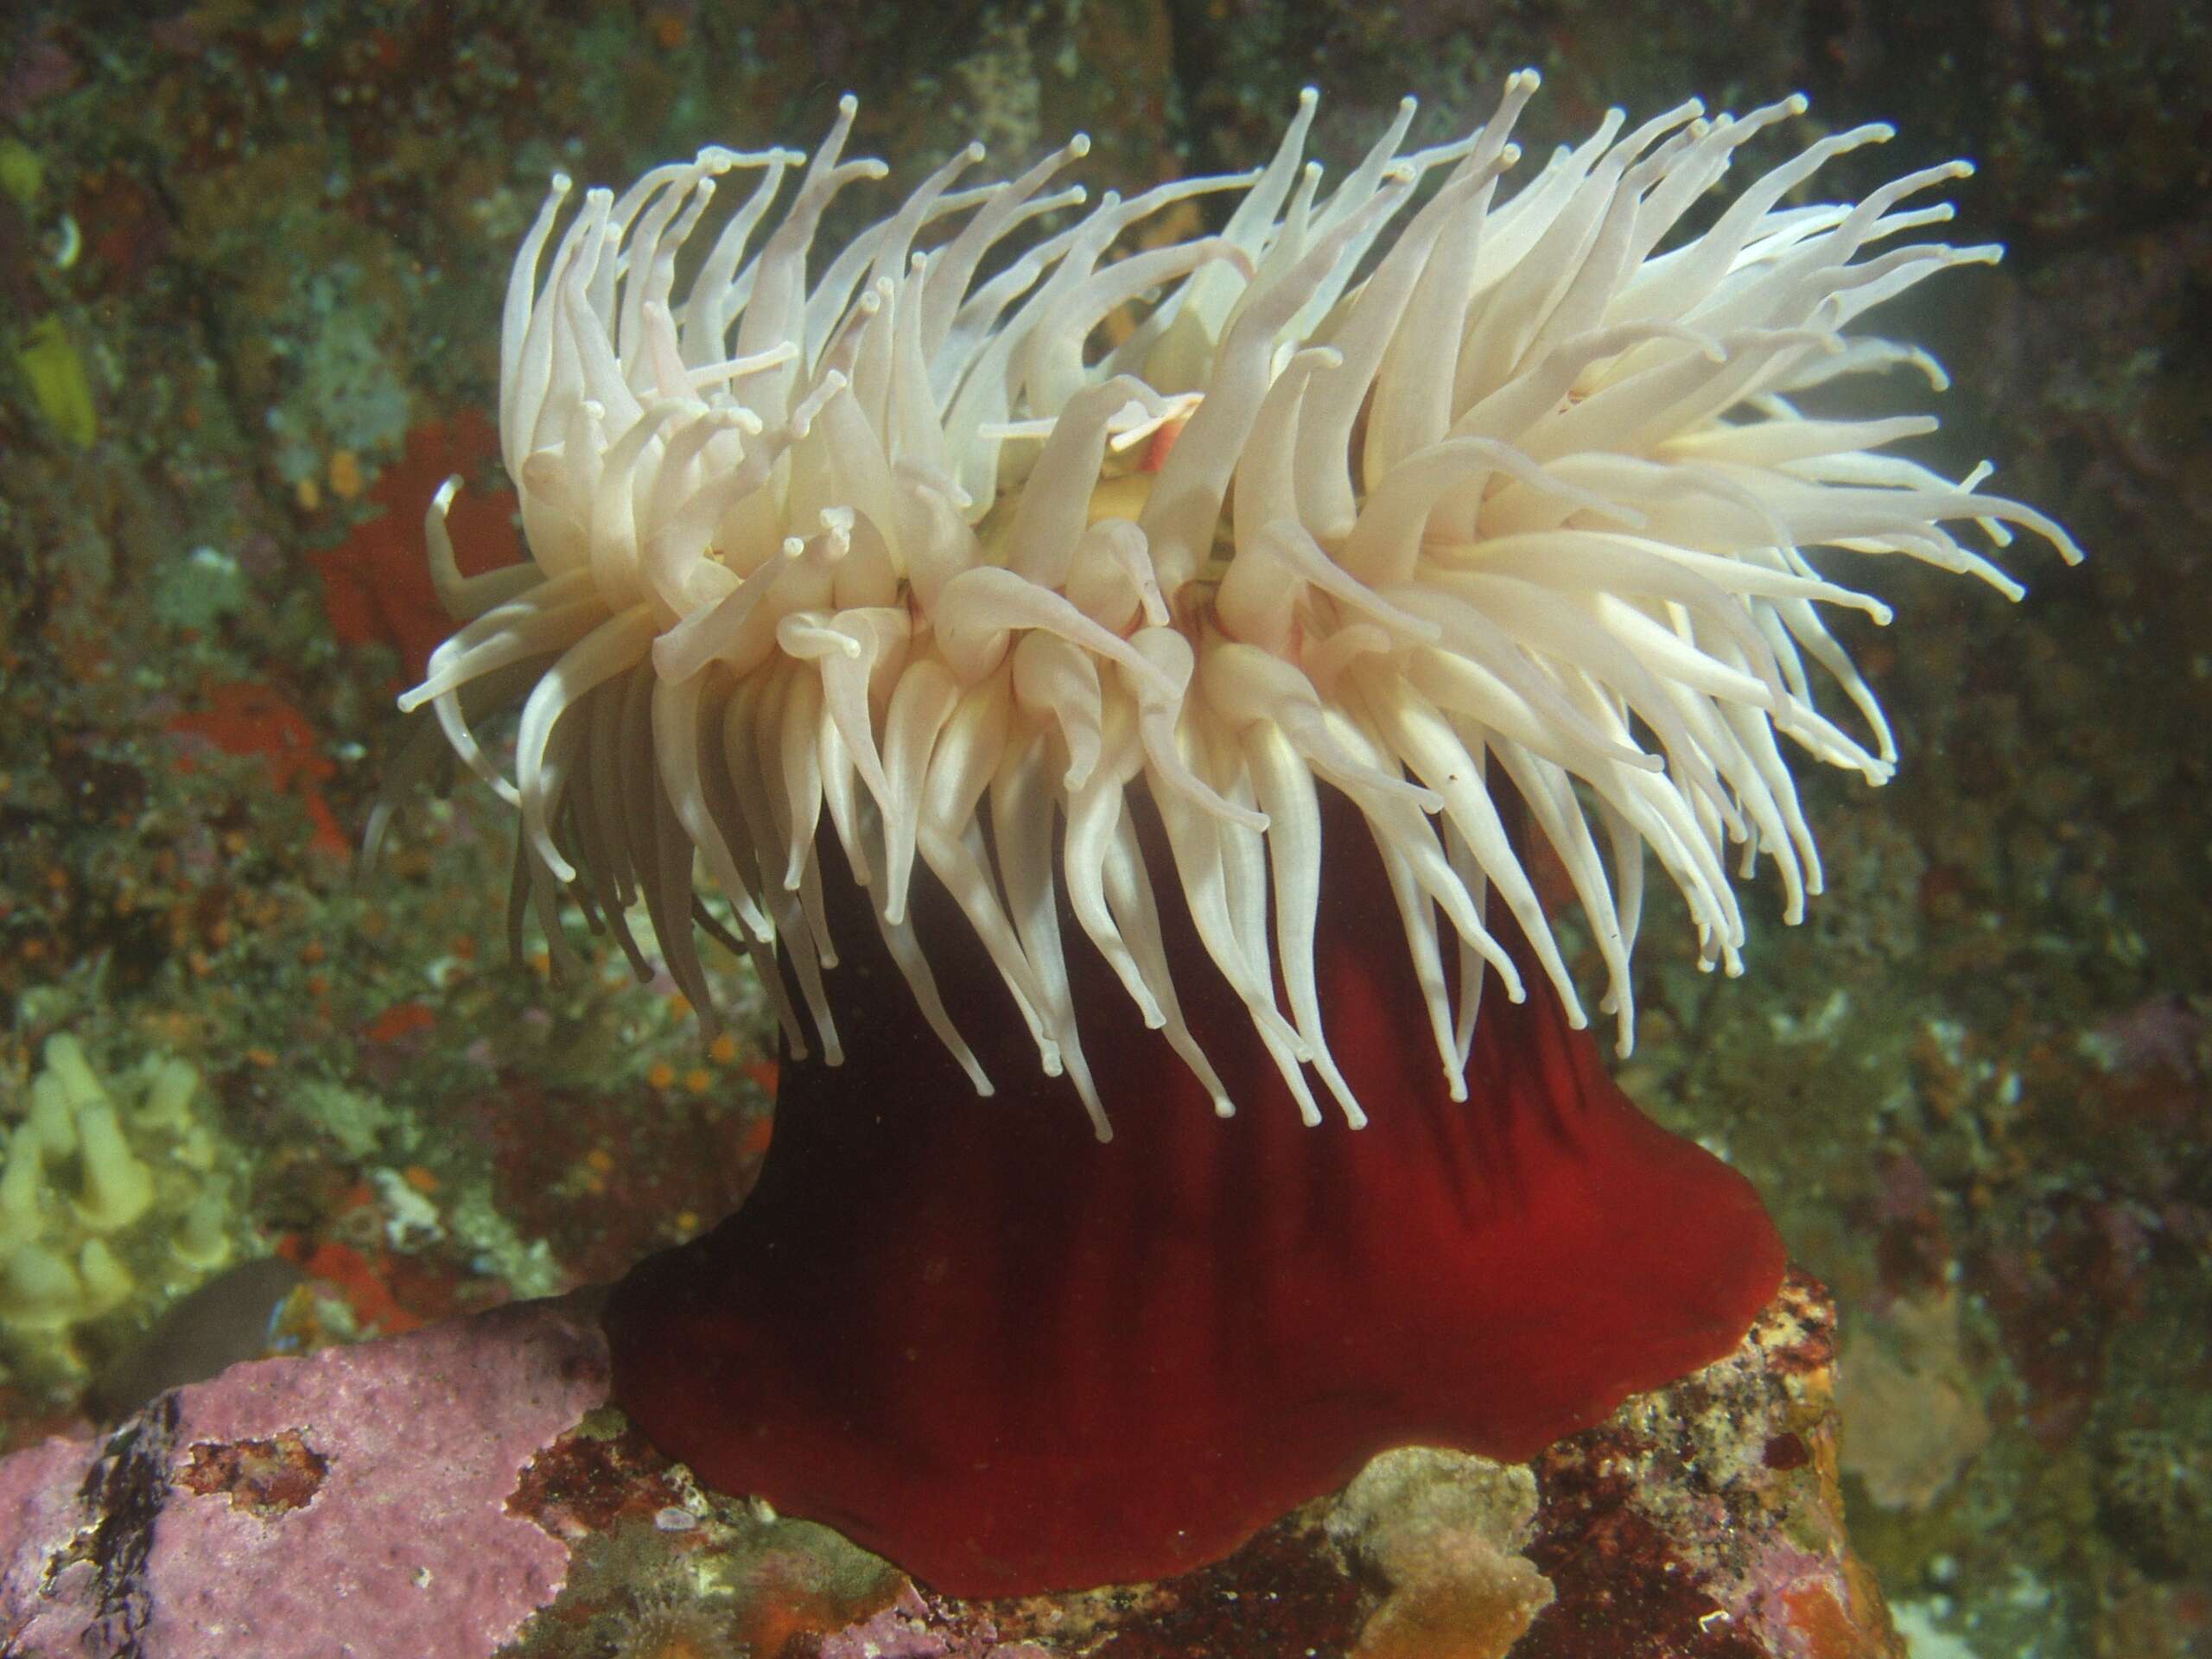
[0,1300,607,1657]
[815,1586,1053,1659]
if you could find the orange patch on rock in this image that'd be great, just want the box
[167,679,346,855]
[177,1429,330,1515]
[311,408,523,682]
[1777,1580,1870,1659]
[288,1238,428,1337]
[363,1000,437,1045]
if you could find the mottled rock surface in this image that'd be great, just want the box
[0,1271,1893,1656]
[0,1300,605,1658]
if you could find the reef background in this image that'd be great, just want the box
[1,3,2204,1654]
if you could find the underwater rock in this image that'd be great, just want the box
[0,1298,603,1658]
[1517,1269,1904,1658]
[0,1272,1897,1656]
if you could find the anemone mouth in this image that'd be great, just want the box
[382,76,2079,1140]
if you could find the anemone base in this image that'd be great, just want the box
[605,803,1785,1597]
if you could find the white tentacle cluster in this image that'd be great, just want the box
[388,77,2079,1140]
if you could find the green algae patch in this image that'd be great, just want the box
[16,315,97,448]
[0,140,41,209]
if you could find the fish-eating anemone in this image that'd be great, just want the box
[380,74,2077,1595]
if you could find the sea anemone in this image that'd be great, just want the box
[386,74,2076,1595]
[389,74,2075,1134]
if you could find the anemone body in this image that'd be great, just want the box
[607,790,1786,1594]
[396,75,2078,1142]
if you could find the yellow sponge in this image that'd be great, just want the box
[73,1096,156,1232]
[2,1033,245,1393]
[0,1126,48,1250]
[0,1244,85,1332]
